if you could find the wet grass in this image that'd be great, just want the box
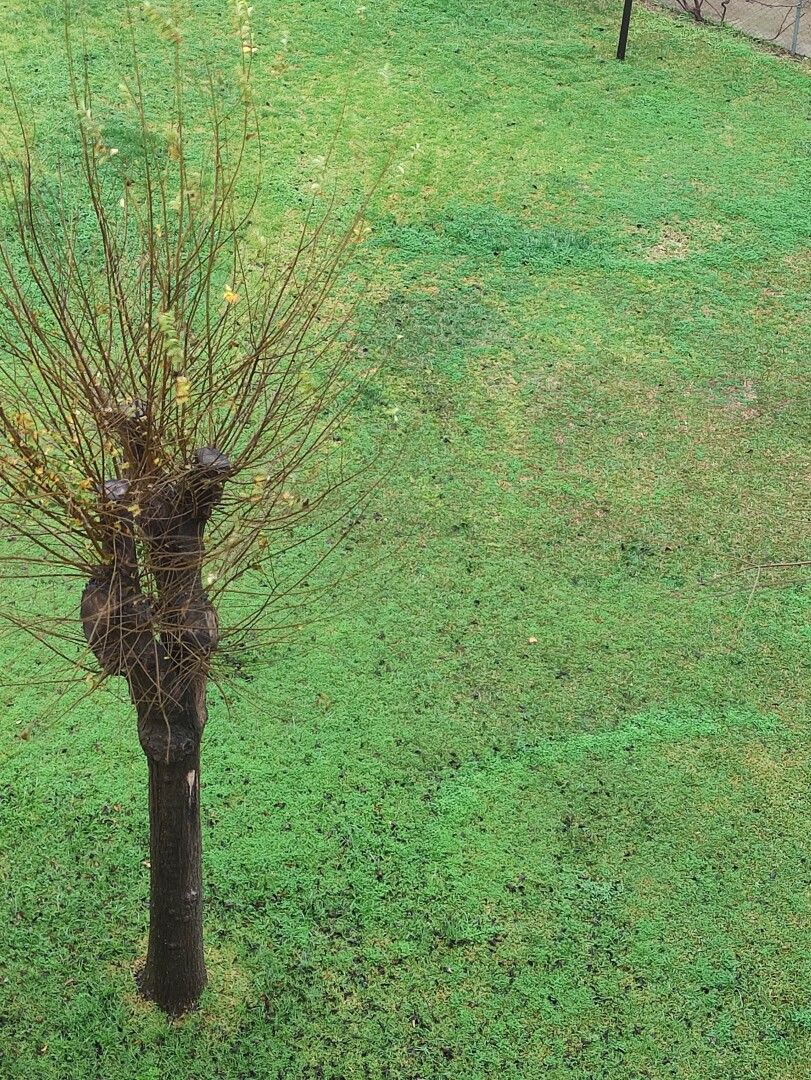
[0,1,809,1077]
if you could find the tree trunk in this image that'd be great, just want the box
[137,736,207,1015]
[79,449,228,1015]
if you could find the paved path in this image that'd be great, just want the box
[655,0,811,58]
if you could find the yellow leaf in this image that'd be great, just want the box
[175,375,191,405]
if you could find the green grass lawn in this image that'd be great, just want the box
[0,1,810,1076]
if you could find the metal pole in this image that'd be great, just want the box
[617,0,635,61]
[791,0,803,55]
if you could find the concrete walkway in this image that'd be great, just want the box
[655,0,811,58]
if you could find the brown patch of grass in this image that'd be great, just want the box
[635,218,724,262]
[647,225,692,261]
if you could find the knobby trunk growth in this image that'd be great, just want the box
[81,447,230,1012]
[0,4,371,1015]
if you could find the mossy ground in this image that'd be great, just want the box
[0,1,809,1077]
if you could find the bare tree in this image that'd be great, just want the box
[674,0,729,21]
[0,3,370,1015]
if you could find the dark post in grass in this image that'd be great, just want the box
[617,0,635,60]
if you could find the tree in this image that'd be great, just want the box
[674,0,729,22]
[0,3,368,1015]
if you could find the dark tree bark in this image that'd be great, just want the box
[81,444,230,1015]
[137,701,206,1015]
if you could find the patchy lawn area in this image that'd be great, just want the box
[0,1,809,1077]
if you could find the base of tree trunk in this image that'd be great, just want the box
[135,961,206,1017]
[136,744,207,1016]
